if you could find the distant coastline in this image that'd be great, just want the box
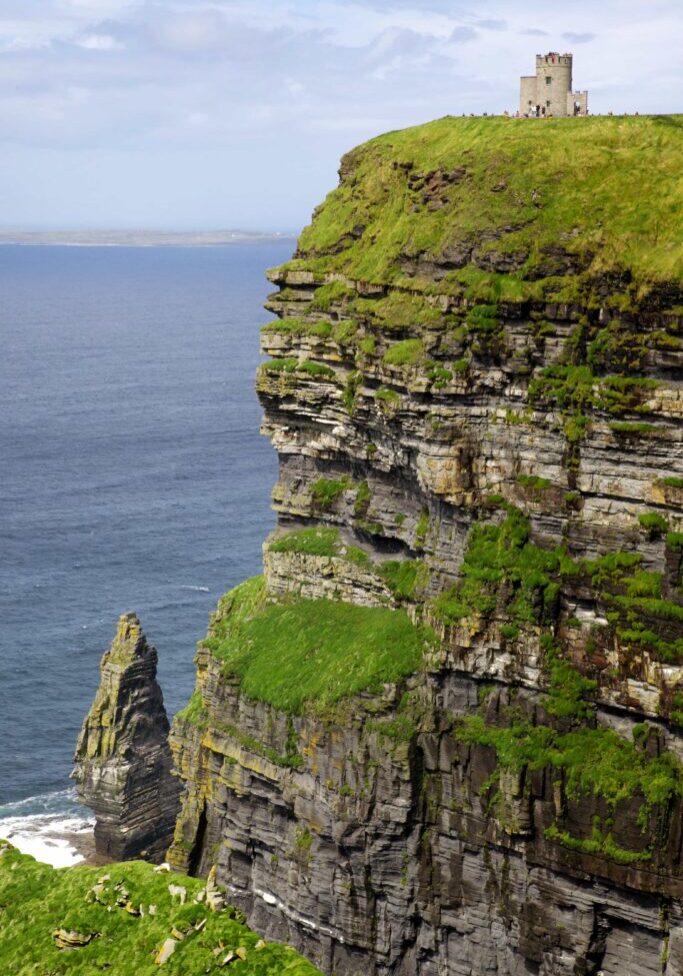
[0,229,296,247]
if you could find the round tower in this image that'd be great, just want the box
[535,52,573,116]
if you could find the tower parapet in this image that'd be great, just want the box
[520,52,588,117]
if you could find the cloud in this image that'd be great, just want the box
[450,26,478,43]
[366,26,436,60]
[149,10,231,54]
[61,0,136,14]
[285,78,305,97]
[74,34,123,51]
[477,19,507,31]
[363,27,440,79]
[0,0,681,230]
[562,31,596,43]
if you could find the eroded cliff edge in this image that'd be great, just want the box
[168,116,683,975]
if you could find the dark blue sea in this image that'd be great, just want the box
[0,242,288,863]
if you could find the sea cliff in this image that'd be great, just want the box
[167,115,683,976]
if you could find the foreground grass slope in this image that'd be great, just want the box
[288,115,683,302]
[0,843,322,975]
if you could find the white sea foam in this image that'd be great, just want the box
[0,789,94,868]
[180,585,210,592]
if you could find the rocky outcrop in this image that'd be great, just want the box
[168,116,683,975]
[73,612,180,861]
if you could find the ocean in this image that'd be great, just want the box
[0,242,288,865]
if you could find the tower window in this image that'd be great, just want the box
[545,76,552,84]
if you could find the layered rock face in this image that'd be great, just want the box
[73,612,180,861]
[168,117,683,975]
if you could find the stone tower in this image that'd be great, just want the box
[520,52,588,117]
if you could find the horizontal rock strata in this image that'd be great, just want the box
[73,612,180,861]
[169,117,683,975]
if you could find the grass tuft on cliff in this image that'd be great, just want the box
[284,115,683,302]
[202,577,426,713]
[0,843,322,975]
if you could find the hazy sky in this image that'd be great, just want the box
[1,0,681,231]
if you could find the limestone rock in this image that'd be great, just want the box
[168,121,683,975]
[168,883,187,905]
[206,865,226,912]
[52,928,98,950]
[155,937,177,965]
[73,612,180,861]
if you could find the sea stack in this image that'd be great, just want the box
[73,612,180,862]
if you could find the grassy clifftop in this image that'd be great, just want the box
[287,115,683,306]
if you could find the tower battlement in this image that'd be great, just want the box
[536,52,573,67]
[520,52,588,117]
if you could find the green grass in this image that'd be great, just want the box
[378,560,429,600]
[268,526,340,557]
[426,364,454,389]
[342,370,361,412]
[429,501,683,666]
[457,641,683,829]
[203,578,426,713]
[460,715,683,818]
[0,844,322,976]
[260,358,335,379]
[353,292,443,331]
[615,597,683,624]
[261,317,332,339]
[517,474,551,490]
[544,822,651,864]
[375,386,400,406]
[429,500,683,844]
[358,336,376,356]
[382,338,424,367]
[298,360,335,378]
[432,506,564,627]
[466,304,501,334]
[662,476,683,489]
[588,320,678,373]
[353,479,372,516]
[310,477,350,509]
[529,366,660,417]
[610,421,658,435]
[309,280,355,310]
[414,508,429,550]
[638,512,669,535]
[260,357,298,374]
[528,364,595,412]
[282,115,683,302]
[175,690,208,727]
